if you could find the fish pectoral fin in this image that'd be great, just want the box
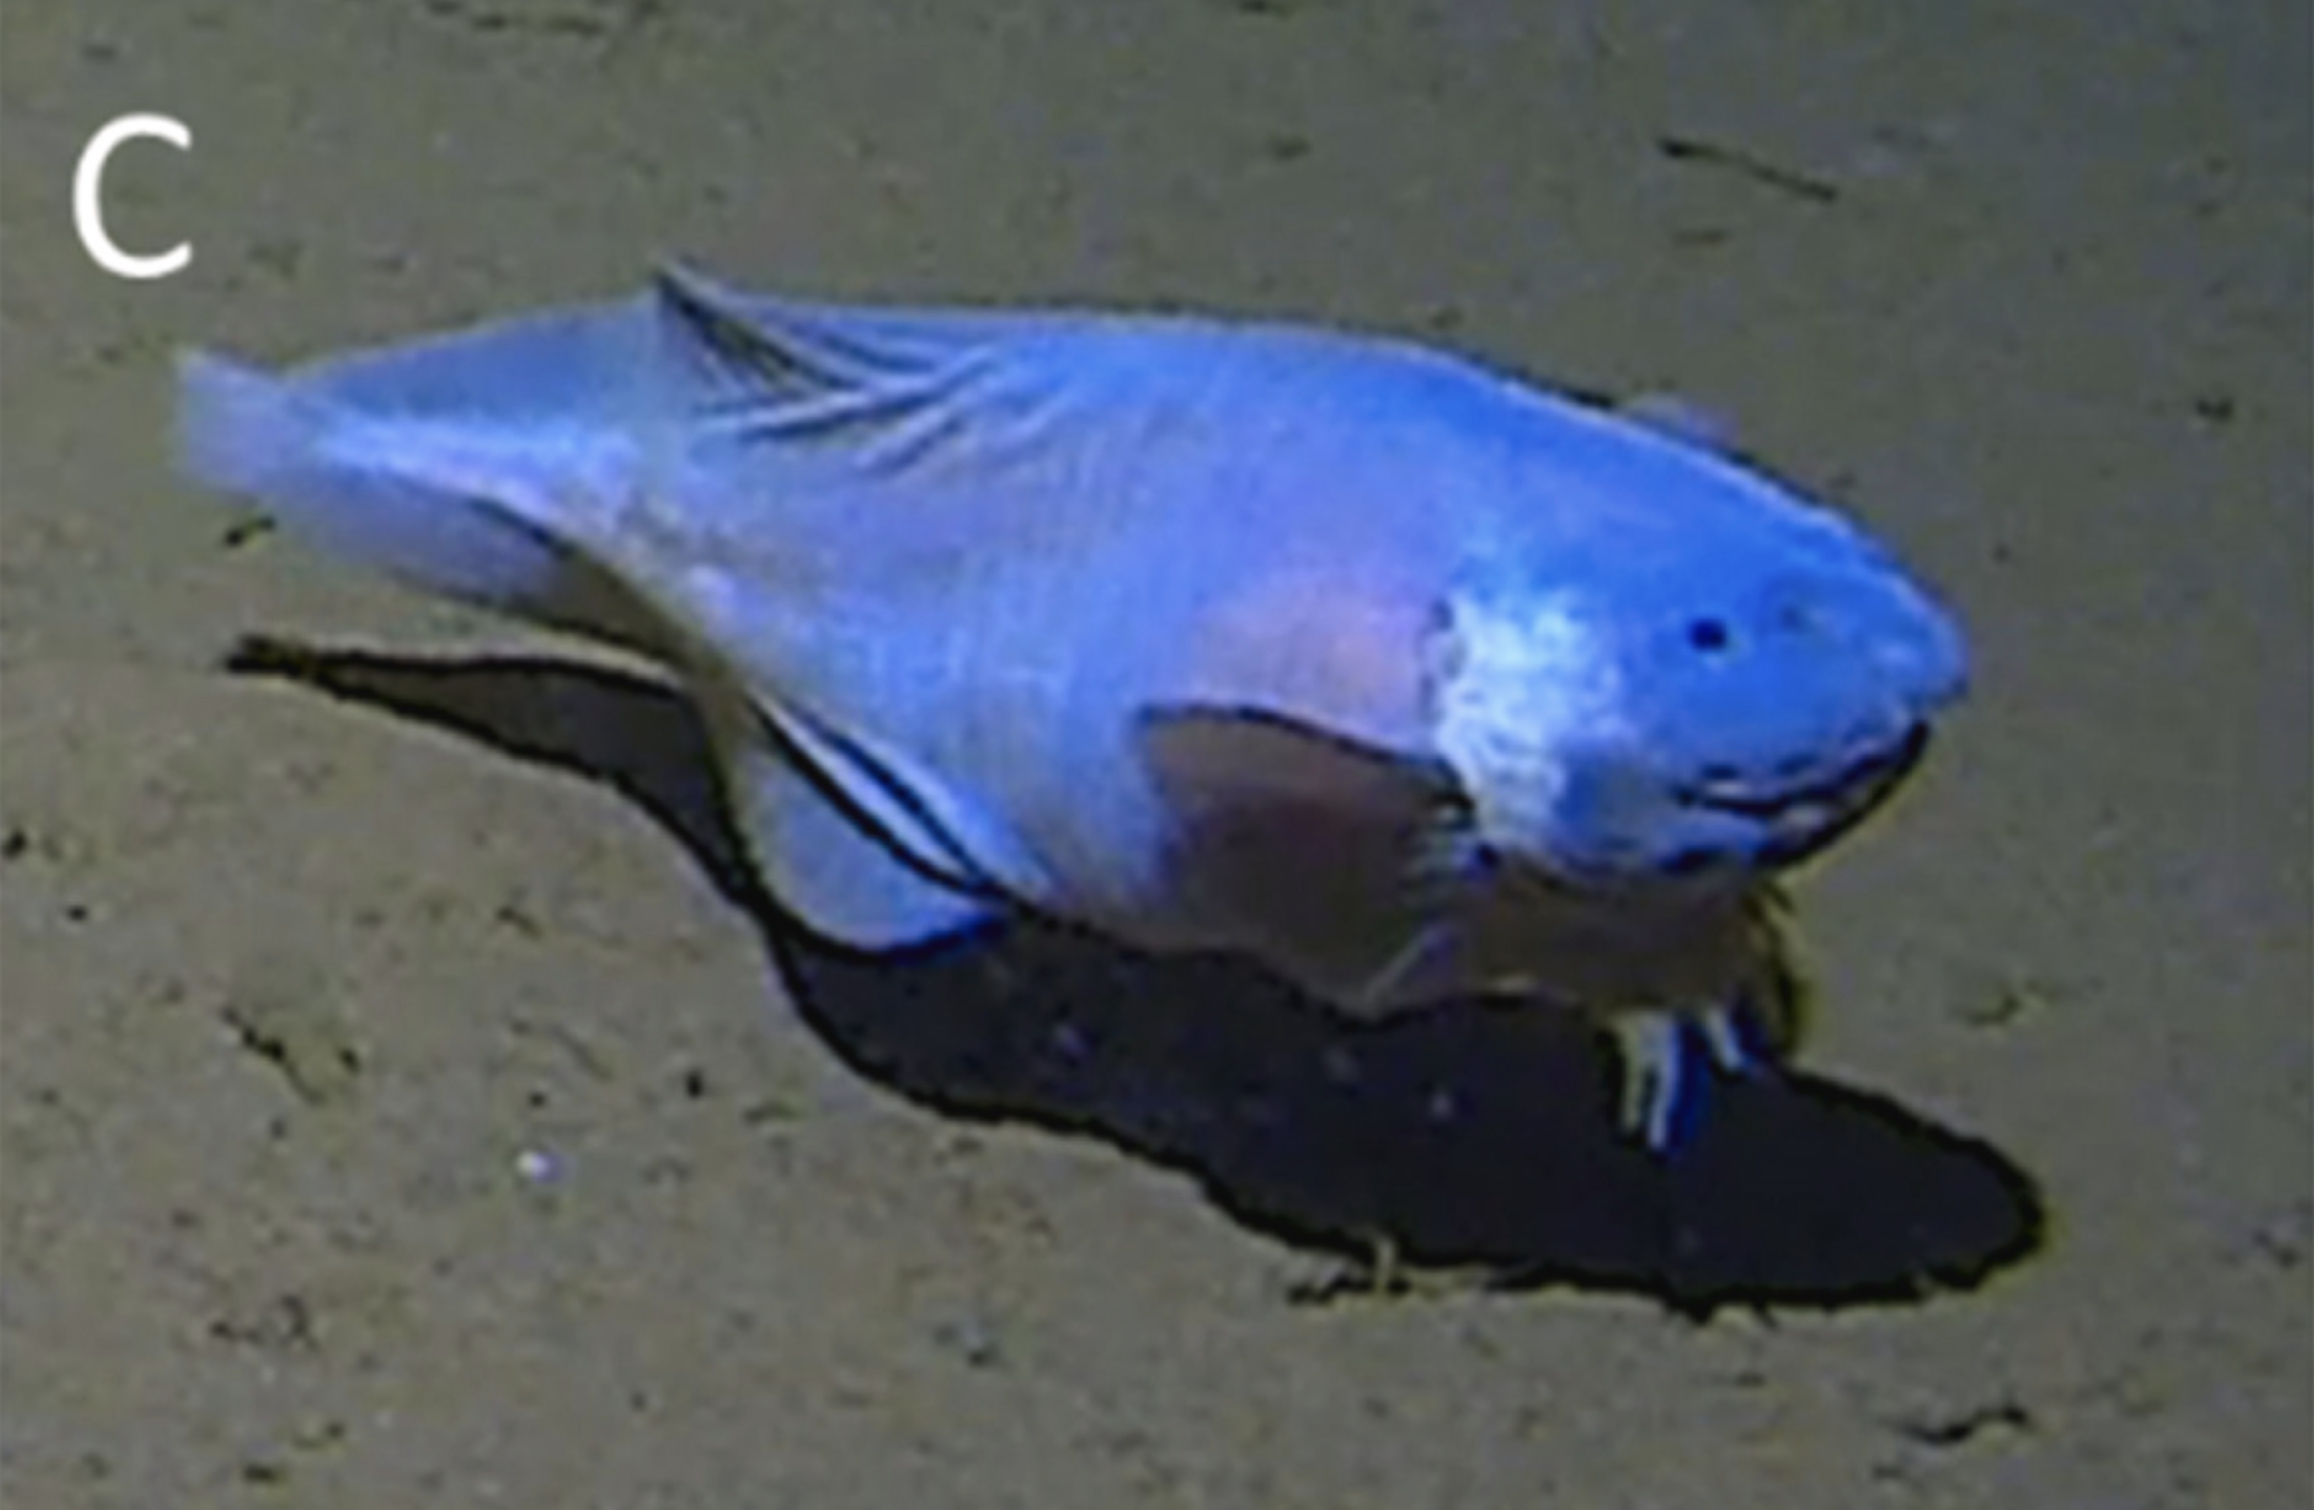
[1136,703,1462,831]
[1344,917,1472,1016]
[1135,703,1482,1010]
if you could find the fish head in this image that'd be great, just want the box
[1429,463,1967,891]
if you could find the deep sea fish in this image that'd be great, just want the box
[174,265,1968,1150]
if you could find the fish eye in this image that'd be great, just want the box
[1685,616,1733,653]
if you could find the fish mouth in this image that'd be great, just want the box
[1678,724,1932,866]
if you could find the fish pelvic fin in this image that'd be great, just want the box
[698,673,1004,948]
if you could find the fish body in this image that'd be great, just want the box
[176,266,1967,1147]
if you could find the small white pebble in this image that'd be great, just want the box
[514,1148,559,1183]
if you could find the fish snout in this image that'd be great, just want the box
[1868,588,1970,715]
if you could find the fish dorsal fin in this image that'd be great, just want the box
[645,263,975,416]
[1137,704,1486,1014]
[1563,384,1737,453]
[639,264,1004,484]
[1614,390,1734,451]
[652,264,861,407]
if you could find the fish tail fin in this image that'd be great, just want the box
[175,349,662,649]
[176,349,570,610]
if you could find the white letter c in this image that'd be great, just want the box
[75,114,192,280]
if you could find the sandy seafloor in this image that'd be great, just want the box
[1,1,2307,1506]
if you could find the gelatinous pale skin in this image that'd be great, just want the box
[174,265,1967,1149]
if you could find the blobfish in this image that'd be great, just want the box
[174,265,1968,1149]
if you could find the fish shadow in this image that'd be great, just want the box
[224,634,2047,1315]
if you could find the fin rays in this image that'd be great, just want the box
[756,696,1009,905]
[645,264,989,470]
